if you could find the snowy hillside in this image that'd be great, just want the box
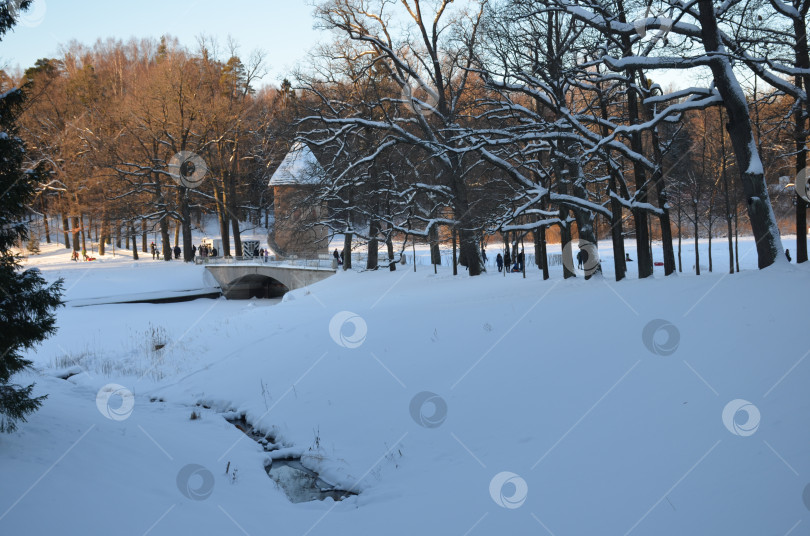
[1,239,808,535]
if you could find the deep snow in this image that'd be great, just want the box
[1,237,808,535]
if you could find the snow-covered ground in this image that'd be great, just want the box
[1,235,809,535]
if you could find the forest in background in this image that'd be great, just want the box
[5,0,810,279]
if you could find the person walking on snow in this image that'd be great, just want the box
[504,250,511,272]
[496,253,503,272]
[576,249,584,269]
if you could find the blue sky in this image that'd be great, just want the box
[1,0,327,86]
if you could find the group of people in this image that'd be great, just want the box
[256,248,270,262]
[495,248,525,273]
[70,247,94,262]
[196,243,217,259]
[333,248,345,265]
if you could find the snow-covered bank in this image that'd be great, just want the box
[1,238,808,535]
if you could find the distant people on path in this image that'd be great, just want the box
[71,250,79,262]
[482,248,487,263]
[264,249,269,262]
[786,249,791,262]
[496,253,503,272]
[333,249,342,266]
[518,249,525,272]
[253,245,260,258]
[150,242,156,260]
[191,244,197,260]
[211,247,218,257]
[504,250,511,271]
[576,249,584,269]
[174,245,181,259]
[625,253,633,262]
[340,249,345,265]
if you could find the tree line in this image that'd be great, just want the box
[291,0,808,278]
[6,0,809,280]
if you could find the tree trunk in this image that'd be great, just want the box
[367,219,379,270]
[213,184,231,257]
[698,0,782,268]
[181,190,193,262]
[386,227,396,271]
[452,227,458,276]
[142,221,148,252]
[130,223,139,260]
[343,232,352,270]
[71,216,80,252]
[42,206,50,244]
[794,14,809,264]
[428,223,441,265]
[160,217,171,261]
[99,212,108,256]
[62,214,70,249]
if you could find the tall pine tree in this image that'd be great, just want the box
[0,0,63,433]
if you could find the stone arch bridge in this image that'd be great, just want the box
[204,260,336,299]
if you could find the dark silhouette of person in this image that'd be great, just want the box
[786,249,792,262]
[496,253,503,272]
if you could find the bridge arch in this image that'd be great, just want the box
[224,274,289,299]
[203,263,335,299]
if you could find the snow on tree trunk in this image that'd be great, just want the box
[697,0,783,269]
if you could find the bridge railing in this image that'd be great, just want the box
[195,256,336,270]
